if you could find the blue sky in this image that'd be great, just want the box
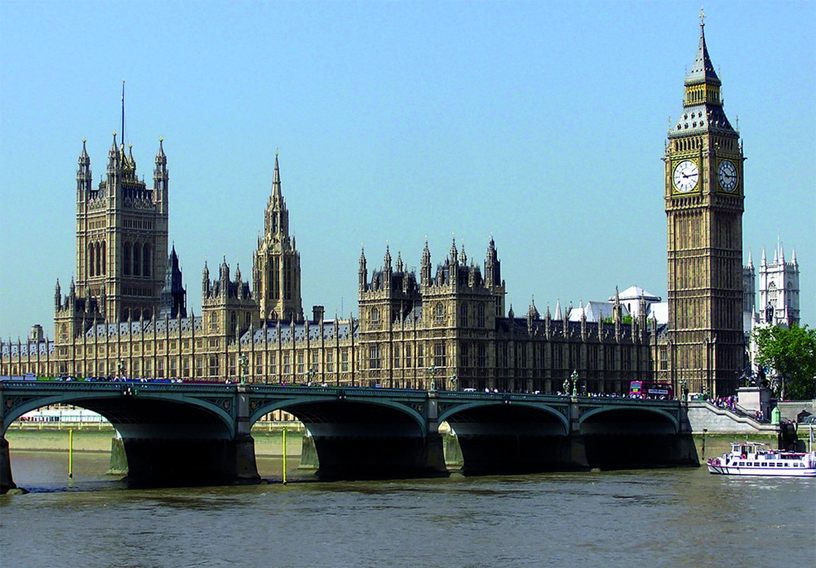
[1,0,814,340]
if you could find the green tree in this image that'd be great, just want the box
[602,315,633,324]
[753,324,816,400]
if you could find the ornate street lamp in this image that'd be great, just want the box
[570,370,579,396]
[307,366,317,387]
[450,374,458,391]
[428,365,437,391]
[238,354,249,385]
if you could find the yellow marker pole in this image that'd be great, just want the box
[68,428,74,478]
[282,427,287,485]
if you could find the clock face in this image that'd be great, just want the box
[673,160,699,192]
[718,160,738,192]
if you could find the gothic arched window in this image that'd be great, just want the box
[132,243,141,276]
[123,242,132,275]
[88,243,96,277]
[143,243,151,277]
[96,242,102,277]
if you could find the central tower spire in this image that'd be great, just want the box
[253,150,303,323]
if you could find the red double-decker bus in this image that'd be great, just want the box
[629,381,674,400]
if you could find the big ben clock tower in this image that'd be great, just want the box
[664,12,745,396]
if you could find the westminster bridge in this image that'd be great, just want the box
[0,381,699,493]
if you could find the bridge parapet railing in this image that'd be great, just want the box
[439,391,568,404]
[246,385,429,400]
[0,380,236,393]
[578,396,680,408]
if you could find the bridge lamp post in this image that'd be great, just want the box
[117,359,125,380]
[428,365,437,391]
[570,370,579,397]
[450,374,458,392]
[238,354,249,385]
[307,367,317,387]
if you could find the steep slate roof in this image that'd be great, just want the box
[669,18,736,138]
[241,319,358,346]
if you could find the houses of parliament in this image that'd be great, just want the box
[1,19,751,397]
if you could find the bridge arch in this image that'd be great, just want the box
[246,390,442,479]
[578,405,679,435]
[249,395,426,437]
[1,383,256,491]
[437,400,572,475]
[3,389,236,439]
[576,404,689,470]
[439,401,570,435]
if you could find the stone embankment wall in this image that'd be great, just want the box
[685,401,778,434]
[776,400,815,423]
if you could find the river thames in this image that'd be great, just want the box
[1,450,814,568]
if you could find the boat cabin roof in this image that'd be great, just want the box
[730,442,770,452]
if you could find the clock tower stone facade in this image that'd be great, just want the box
[663,16,745,396]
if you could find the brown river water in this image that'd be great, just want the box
[1,445,814,568]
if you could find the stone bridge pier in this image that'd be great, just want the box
[1,425,15,494]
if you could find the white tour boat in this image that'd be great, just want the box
[707,442,816,477]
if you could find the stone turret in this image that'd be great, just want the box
[159,245,187,319]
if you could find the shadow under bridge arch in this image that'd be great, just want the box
[4,390,253,489]
[251,396,446,480]
[440,402,573,475]
[578,406,692,469]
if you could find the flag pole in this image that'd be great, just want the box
[121,80,125,148]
